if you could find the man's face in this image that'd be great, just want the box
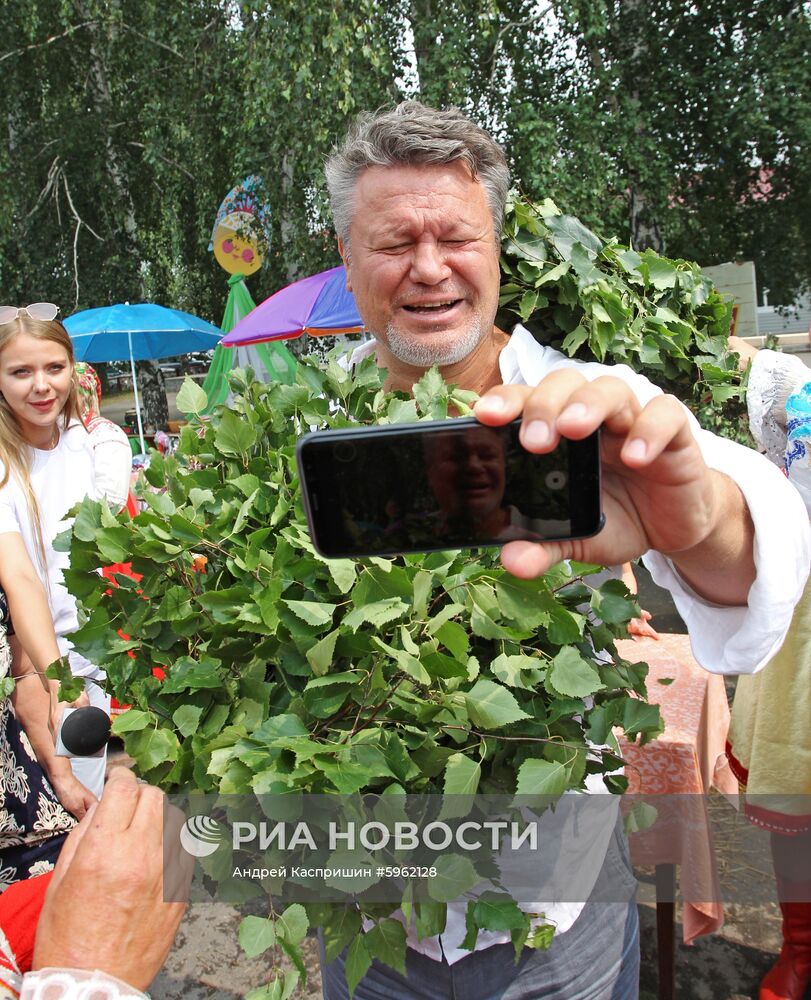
[425,427,506,521]
[339,162,501,368]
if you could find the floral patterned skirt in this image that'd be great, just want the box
[0,589,75,889]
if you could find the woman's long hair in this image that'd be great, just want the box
[0,316,81,576]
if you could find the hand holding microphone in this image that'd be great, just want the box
[55,705,112,758]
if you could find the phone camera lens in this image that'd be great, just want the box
[335,443,357,463]
[545,470,567,491]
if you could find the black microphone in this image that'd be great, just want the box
[56,706,112,758]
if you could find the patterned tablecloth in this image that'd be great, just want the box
[616,634,738,944]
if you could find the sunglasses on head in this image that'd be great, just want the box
[0,303,60,326]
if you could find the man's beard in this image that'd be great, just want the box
[382,313,485,368]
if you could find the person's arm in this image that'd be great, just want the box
[10,642,96,820]
[620,561,659,641]
[475,371,810,673]
[475,372,763,602]
[32,767,192,989]
[0,532,63,675]
[88,421,132,512]
[0,530,69,734]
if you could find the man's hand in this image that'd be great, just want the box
[475,371,755,605]
[33,767,193,989]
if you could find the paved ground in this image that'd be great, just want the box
[101,386,186,427]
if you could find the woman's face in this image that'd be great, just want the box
[0,332,72,444]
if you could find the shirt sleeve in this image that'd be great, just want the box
[87,422,132,513]
[20,969,148,999]
[543,352,811,676]
[0,473,21,537]
[642,418,810,676]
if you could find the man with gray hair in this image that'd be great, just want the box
[321,101,809,998]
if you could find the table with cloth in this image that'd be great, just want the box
[616,634,738,998]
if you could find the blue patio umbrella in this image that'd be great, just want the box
[64,303,223,452]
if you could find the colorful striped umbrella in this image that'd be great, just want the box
[221,266,363,346]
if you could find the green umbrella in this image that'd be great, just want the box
[202,274,296,412]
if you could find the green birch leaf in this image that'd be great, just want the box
[277,904,309,946]
[624,800,658,835]
[232,474,261,497]
[372,636,430,685]
[546,605,585,644]
[518,289,539,321]
[172,704,204,738]
[547,213,603,258]
[472,894,527,932]
[496,577,549,629]
[176,377,208,415]
[322,907,363,963]
[325,559,356,593]
[465,679,530,728]
[363,918,407,976]
[515,758,567,796]
[535,259,571,286]
[590,578,639,625]
[412,571,433,617]
[443,752,481,796]
[546,647,604,698]
[306,628,339,676]
[641,252,678,289]
[413,368,449,418]
[415,901,447,941]
[215,409,257,455]
[344,936,372,998]
[387,397,419,423]
[491,653,545,689]
[125,726,179,773]
[428,855,481,904]
[621,698,664,743]
[434,620,469,659]
[526,922,556,950]
[344,598,409,629]
[239,915,276,958]
[111,709,153,734]
[283,600,335,627]
[161,657,222,693]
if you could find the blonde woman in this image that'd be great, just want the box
[0,303,110,799]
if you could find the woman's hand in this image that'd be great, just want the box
[50,688,90,739]
[47,762,97,820]
[727,335,759,372]
[626,609,660,641]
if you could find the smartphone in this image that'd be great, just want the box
[296,418,603,559]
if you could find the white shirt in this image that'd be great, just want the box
[86,416,132,513]
[0,421,97,640]
[351,326,810,961]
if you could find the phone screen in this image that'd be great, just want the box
[297,418,602,559]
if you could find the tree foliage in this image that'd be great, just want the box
[499,194,749,440]
[2,0,808,318]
